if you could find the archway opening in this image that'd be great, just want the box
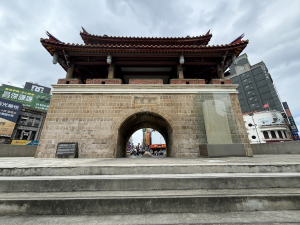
[116,111,173,157]
[127,129,167,157]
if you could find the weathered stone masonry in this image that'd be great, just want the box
[35,84,252,158]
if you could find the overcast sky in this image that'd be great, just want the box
[1,0,299,137]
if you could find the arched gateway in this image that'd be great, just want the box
[35,29,253,158]
[116,111,173,157]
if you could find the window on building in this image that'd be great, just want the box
[30,131,37,140]
[263,131,269,139]
[248,123,253,127]
[20,117,28,125]
[278,131,283,139]
[28,117,34,126]
[271,131,276,139]
[22,130,30,140]
[15,130,22,139]
[252,135,256,139]
[33,118,40,127]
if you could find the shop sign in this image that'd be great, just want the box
[288,116,296,126]
[24,82,51,94]
[282,102,289,110]
[0,98,22,137]
[285,109,292,117]
[0,84,51,111]
[11,140,39,145]
[292,129,298,133]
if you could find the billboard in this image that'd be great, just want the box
[150,144,166,149]
[0,84,51,111]
[258,117,285,126]
[24,82,51,94]
[0,98,22,137]
[282,102,289,110]
[285,109,292,117]
[146,131,150,146]
[282,101,299,133]
[11,140,39,145]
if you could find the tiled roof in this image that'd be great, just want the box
[40,38,248,52]
[79,32,212,40]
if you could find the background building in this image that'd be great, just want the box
[243,110,292,144]
[10,106,46,144]
[225,54,299,141]
[226,54,283,114]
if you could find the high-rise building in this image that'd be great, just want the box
[226,54,283,114]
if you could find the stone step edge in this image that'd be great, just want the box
[1,188,300,199]
[1,175,300,193]
[1,195,300,215]
[2,164,300,176]
[1,211,300,225]
[1,172,300,180]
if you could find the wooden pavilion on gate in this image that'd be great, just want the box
[40,28,249,85]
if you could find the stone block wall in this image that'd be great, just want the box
[36,93,201,158]
[35,88,252,158]
[57,79,83,84]
[170,79,205,84]
[210,79,232,84]
[129,79,163,84]
[86,79,123,84]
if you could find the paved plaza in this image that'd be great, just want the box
[1,154,300,168]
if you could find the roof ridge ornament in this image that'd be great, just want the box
[81,26,89,34]
[205,30,210,35]
[45,31,62,43]
[230,33,245,44]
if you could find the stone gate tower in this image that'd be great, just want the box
[35,29,252,158]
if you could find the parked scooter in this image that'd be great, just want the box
[130,149,137,156]
[153,150,158,156]
[139,148,145,156]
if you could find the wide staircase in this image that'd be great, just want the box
[0,157,300,224]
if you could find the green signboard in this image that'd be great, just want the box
[0,84,51,111]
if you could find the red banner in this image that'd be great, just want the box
[150,144,166,149]
[285,109,292,117]
[263,103,269,108]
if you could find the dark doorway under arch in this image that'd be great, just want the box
[116,111,173,157]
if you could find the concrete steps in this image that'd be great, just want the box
[0,173,300,215]
[2,164,300,176]
[0,173,300,192]
[0,156,300,222]
[1,189,300,215]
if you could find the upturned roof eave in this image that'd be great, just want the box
[40,38,248,54]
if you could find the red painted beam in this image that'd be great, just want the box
[115,61,177,65]
[67,52,225,58]
[184,62,216,65]
[121,72,172,76]
[76,61,108,65]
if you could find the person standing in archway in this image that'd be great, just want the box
[136,143,140,156]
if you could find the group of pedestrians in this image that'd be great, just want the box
[130,143,145,156]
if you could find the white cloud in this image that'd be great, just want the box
[0,0,299,129]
